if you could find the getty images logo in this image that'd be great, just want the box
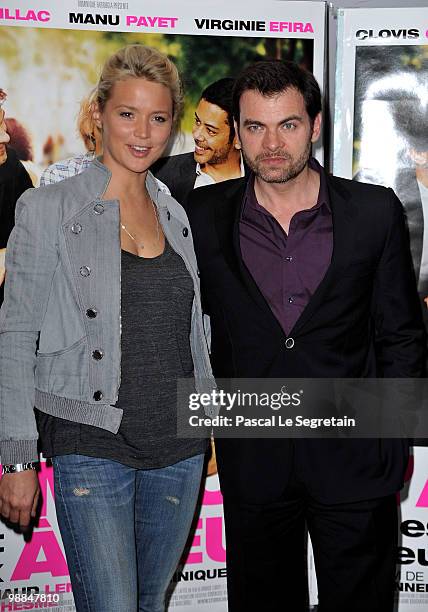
[356,28,420,41]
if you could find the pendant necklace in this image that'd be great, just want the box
[120,199,160,249]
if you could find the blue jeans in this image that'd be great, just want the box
[52,453,204,612]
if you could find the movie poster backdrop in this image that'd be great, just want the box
[334,8,428,609]
[0,1,326,609]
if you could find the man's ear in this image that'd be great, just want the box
[233,119,241,149]
[311,112,322,143]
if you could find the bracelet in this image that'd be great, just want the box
[2,462,39,474]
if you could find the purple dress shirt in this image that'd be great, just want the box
[239,158,333,335]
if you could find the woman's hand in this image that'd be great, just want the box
[207,437,218,476]
[0,248,5,285]
[0,471,40,529]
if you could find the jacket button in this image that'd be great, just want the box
[86,308,98,318]
[80,266,91,277]
[93,390,103,401]
[93,203,104,215]
[167,211,171,221]
[285,337,295,349]
[182,227,188,237]
[71,223,82,234]
[92,349,103,361]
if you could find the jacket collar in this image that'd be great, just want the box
[89,157,168,208]
[214,170,359,337]
[289,172,356,335]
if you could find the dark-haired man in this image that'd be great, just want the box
[356,97,428,380]
[395,100,428,371]
[186,60,425,611]
[0,92,32,300]
[153,77,243,209]
[357,97,428,303]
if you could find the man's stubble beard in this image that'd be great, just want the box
[242,136,312,184]
[207,143,234,166]
[195,142,234,167]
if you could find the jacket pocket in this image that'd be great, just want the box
[35,336,89,398]
[36,335,86,357]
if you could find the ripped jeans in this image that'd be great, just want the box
[52,453,204,612]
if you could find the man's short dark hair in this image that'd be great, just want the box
[5,117,33,161]
[392,97,428,153]
[200,77,235,142]
[232,59,322,125]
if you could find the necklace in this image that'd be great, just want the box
[120,199,160,249]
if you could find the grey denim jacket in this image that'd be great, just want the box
[0,159,215,464]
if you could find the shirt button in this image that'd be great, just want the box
[285,256,293,262]
[71,223,82,234]
[288,296,294,304]
[86,308,98,318]
[93,390,103,401]
[285,337,295,349]
[167,211,171,221]
[182,227,189,237]
[93,203,104,215]
[80,266,91,277]
[92,349,104,361]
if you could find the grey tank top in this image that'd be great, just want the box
[36,239,207,468]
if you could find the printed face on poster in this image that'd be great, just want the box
[0,0,325,171]
[0,2,325,610]
[334,10,428,610]
[334,7,428,365]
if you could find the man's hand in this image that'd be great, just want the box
[0,471,40,529]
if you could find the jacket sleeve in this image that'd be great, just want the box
[372,188,426,377]
[0,189,60,463]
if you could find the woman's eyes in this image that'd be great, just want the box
[119,112,168,123]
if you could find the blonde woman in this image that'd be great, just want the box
[0,45,214,611]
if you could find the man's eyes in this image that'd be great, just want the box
[246,123,297,132]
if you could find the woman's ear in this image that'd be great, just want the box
[92,103,102,130]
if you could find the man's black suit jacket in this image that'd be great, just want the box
[0,147,32,305]
[394,169,424,286]
[356,167,428,378]
[187,171,426,505]
[152,152,196,211]
[356,167,424,291]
